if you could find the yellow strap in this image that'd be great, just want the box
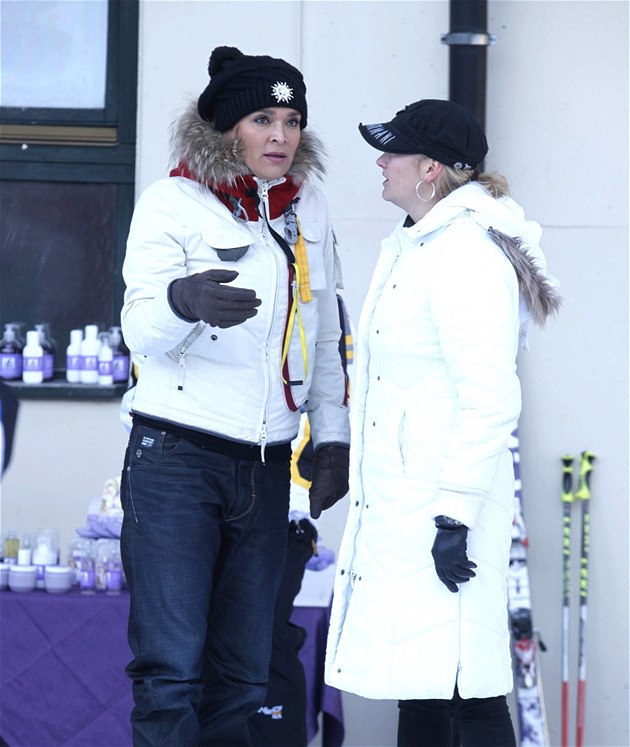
[281,263,309,385]
[290,418,313,489]
[294,217,312,303]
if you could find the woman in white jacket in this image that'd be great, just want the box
[325,100,560,746]
[120,46,349,746]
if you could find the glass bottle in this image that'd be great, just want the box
[3,529,19,565]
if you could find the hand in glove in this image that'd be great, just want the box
[431,516,477,593]
[309,444,350,520]
[168,269,261,328]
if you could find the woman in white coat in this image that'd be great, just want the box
[325,99,560,746]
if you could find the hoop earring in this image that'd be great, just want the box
[415,179,436,202]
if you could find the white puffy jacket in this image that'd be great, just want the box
[121,106,349,451]
[325,183,560,700]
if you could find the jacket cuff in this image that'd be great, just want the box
[433,486,487,530]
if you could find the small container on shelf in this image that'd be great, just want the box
[34,323,56,381]
[97,332,114,386]
[79,325,101,384]
[3,530,19,565]
[44,565,73,594]
[0,326,23,381]
[32,529,59,589]
[8,565,37,593]
[0,563,9,590]
[66,328,84,384]
[22,330,44,384]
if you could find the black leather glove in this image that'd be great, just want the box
[168,269,261,328]
[309,444,350,520]
[431,516,477,593]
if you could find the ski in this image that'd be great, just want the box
[508,429,550,747]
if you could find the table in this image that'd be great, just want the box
[0,589,343,746]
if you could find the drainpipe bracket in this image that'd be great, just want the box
[441,32,496,46]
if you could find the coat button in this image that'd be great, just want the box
[211,334,218,341]
[355,501,359,506]
[340,569,345,575]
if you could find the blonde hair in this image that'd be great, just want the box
[436,164,509,199]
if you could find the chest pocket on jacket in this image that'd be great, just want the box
[299,220,326,290]
[200,224,253,262]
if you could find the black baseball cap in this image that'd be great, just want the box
[358,99,488,170]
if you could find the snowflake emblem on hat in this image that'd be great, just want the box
[271,81,294,103]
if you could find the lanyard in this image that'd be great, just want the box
[254,188,312,386]
[281,262,309,385]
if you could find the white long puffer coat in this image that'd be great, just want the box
[325,183,560,700]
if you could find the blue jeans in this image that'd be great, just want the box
[397,686,516,747]
[120,422,291,746]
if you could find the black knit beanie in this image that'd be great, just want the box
[197,46,308,132]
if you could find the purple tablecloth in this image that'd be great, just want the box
[0,589,343,746]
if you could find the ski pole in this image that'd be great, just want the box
[560,455,575,747]
[575,450,595,747]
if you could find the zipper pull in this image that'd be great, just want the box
[260,421,267,464]
[177,348,186,391]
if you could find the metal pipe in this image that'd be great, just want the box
[441,0,495,130]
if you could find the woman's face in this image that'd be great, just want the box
[376,152,425,213]
[232,107,301,181]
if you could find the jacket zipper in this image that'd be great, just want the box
[256,178,286,457]
[176,324,204,391]
[398,410,406,471]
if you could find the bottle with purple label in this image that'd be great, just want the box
[6,323,26,349]
[66,329,83,383]
[109,326,130,384]
[0,326,23,380]
[32,529,58,589]
[98,332,114,386]
[22,330,44,384]
[80,324,100,384]
[34,323,56,381]
[80,554,96,594]
[105,541,124,594]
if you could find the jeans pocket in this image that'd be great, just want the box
[123,425,181,525]
[129,424,181,470]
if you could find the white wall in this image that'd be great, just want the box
[2,2,627,746]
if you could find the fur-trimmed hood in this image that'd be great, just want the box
[407,182,562,347]
[169,102,326,187]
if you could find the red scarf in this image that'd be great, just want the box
[169,162,300,220]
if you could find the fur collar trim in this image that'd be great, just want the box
[169,102,326,187]
[487,227,562,327]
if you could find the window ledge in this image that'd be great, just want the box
[3,376,128,401]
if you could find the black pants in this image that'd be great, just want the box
[397,686,516,747]
[249,519,317,747]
